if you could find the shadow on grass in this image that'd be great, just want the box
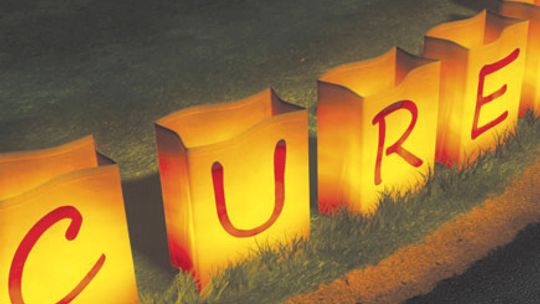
[121,174,177,278]
[309,135,318,214]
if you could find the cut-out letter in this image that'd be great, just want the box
[9,206,106,304]
[472,48,520,140]
[212,140,286,238]
[372,100,423,185]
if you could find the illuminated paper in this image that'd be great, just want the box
[423,10,528,168]
[317,47,440,215]
[0,136,139,303]
[500,0,540,116]
[155,88,310,288]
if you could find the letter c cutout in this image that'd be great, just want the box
[211,140,287,238]
[9,206,106,304]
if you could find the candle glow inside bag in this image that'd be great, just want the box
[500,0,540,116]
[0,136,139,304]
[318,48,440,215]
[424,10,528,168]
[155,88,310,289]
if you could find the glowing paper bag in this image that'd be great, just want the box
[423,10,528,168]
[155,88,310,288]
[0,136,139,304]
[500,0,540,116]
[317,47,440,215]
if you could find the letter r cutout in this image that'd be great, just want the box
[211,140,286,238]
[472,48,520,140]
[372,100,423,186]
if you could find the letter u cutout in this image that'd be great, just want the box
[211,140,286,238]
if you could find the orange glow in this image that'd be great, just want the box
[500,0,540,116]
[155,88,310,289]
[0,137,139,304]
[423,10,528,168]
[317,47,440,215]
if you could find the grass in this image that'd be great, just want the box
[139,113,540,304]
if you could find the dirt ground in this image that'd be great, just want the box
[286,153,540,304]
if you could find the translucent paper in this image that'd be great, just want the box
[424,10,528,168]
[500,0,540,116]
[0,136,139,304]
[317,47,440,215]
[155,88,310,288]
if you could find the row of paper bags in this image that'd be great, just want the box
[1,5,540,303]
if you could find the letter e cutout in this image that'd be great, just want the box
[472,48,520,140]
